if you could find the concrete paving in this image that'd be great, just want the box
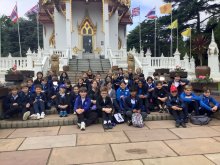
[1,120,220,164]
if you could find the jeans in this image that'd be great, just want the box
[33,101,45,114]
[170,109,184,124]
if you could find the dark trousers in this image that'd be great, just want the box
[183,101,199,119]
[21,106,32,115]
[4,105,20,118]
[102,111,112,121]
[140,98,149,112]
[199,106,220,117]
[155,99,166,108]
[170,109,184,124]
[77,110,98,126]
[33,101,45,114]
[126,111,147,120]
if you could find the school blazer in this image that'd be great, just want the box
[96,96,113,110]
[124,96,143,112]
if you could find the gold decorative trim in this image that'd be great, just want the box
[78,16,97,35]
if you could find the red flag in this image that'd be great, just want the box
[145,7,157,19]
[132,7,140,17]
[10,4,18,23]
[25,4,39,16]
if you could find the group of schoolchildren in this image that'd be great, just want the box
[2,68,220,130]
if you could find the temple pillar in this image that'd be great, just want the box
[66,1,72,50]
[103,1,109,59]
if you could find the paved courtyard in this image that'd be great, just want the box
[1,120,220,165]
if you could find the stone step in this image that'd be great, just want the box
[0,112,174,129]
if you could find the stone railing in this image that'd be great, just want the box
[129,48,196,79]
[0,47,72,78]
[107,48,128,69]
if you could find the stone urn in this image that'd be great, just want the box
[195,66,211,78]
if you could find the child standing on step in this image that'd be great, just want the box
[56,84,69,117]
[167,86,186,128]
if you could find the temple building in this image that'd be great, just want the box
[39,0,132,58]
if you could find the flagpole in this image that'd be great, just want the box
[190,30,191,59]
[170,10,173,57]
[154,18,156,57]
[0,13,1,58]
[139,2,141,52]
[177,24,178,50]
[17,2,22,57]
[37,3,40,49]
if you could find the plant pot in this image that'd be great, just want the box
[195,66,210,78]
[170,72,188,79]
[155,68,170,75]
[63,65,69,72]
[191,82,219,92]
[20,70,35,78]
[5,74,24,82]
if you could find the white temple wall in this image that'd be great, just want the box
[109,10,118,51]
[118,25,127,49]
[54,8,67,50]
[71,1,104,50]
[43,24,54,51]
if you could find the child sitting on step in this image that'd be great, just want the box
[56,84,69,117]
[199,87,220,117]
[167,86,186,128]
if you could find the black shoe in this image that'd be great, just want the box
[103,123,108,129]
[181,122,187,128]
[108,123,113,129]
[184,118,189,123]
[127,120,132,126]
[146,110,151,114]
[175,122,180,128]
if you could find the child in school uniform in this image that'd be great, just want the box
[4,86,22,119]
[56,84,69,117]
[70,85,79,114]
[199,87,220,117]
[180,85,200,122]
[137,80,150,114]
[124,86,147,126]
[31,85,46,119]
[96,86,113,129]
[153,81,168,113]
[74,87,98,131]
[64,79,72,94]
[116,80,130,114]
[167,86,186,128]
[33,72,43,85]
[27,78,35,93]
[47,77,59,110]
[41,77,49,95]
[20,83,32,121]
[146,76,155,111]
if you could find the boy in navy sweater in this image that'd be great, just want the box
[124,86,146,126]
[167,86,186,128]
[27,78,35,94]
[56,84,69,117]
[47,77,59,110]
[200,87,220,117]
[116,81,130,114]
[153,81,168,113]
[70,85,79,114]
[74,87,97,131]
[180,85,200,122]
[32,85,46,119]
[4,86,22,119]
[96,86,113,129]
[20,83,32,121]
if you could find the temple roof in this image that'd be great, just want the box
[39,0,132,25]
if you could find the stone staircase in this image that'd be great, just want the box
[67,58,111,83]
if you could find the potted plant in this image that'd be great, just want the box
[170,65,188,78]
[191,75,218,92]
[5,64,24,82]
[192,35,210,78]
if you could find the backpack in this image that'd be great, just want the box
[132,113,144,128]
[190,115,211,125]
